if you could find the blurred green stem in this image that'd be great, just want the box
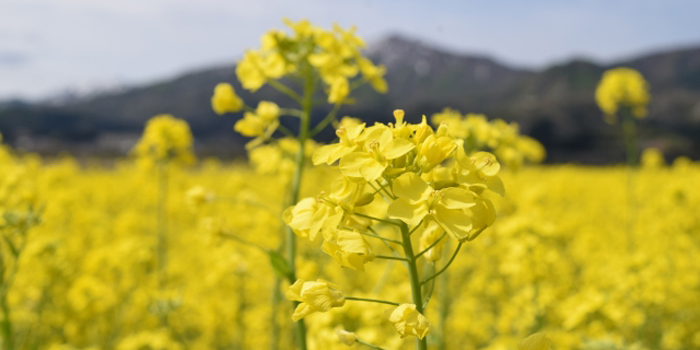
[285,68,315,350]
[621,108,638,167]
[157,162,169,291]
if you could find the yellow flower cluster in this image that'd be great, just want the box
[131,114,195,167]
[236,19,387,101]
[284,109,504,344]
[431,108,546,170]
[595,67,650,121]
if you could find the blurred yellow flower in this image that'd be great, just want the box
[518,333,552,350]
[595,67,650,119]
[211,83,243,115]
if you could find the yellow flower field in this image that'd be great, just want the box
[2,145,698,349]
[2,18,698,350]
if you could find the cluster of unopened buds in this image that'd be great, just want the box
[284,109,504,346]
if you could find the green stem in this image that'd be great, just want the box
[157,162,168,292]
[277,124,295,138]
[353,212,401,227]
[375,255,409,262]
[220,232,269,253]
[415,232,446,259]
[357,231,402,245]
[399,223,428,350]
[621,108,638,252]
[284,69,315,350]
[269,80,303,103]
[622,108,638,167]
[357,339,387,350]
[345,296,399,306]
[309,103,342,138]
[421,242,463,286]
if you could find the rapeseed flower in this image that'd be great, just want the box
[385,304,430,339]
[286,279,346,321]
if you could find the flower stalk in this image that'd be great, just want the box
[400,222,428,350]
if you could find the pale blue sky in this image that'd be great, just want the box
[2,0,699,99]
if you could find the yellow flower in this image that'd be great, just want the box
[328,77,350,104]
[454,148,505,196]
[339,125,414,182]
[312,122,366,165]
[357,57,388,93]
[328,176,374,212]
[283,198,343,241]
[416,130,457,173]
[518,333,552,350]
[335,329,357,346]
[211,83,243,115]
[184,186,213,209]
[262,52,289,79]
[254,101,280,122]
[284,18,316,39]
[385,304,430,339]
[233,101,280,147]
[131,114,195,166]
[236,50,266,92]
[321,229,375,271]
[286,279,345,321]
[595,67,650,119]
[387,172,477,241]
[233,112,270,137]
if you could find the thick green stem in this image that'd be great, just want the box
[400,223,428,350]
[285,70,314,350]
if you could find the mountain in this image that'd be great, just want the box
[1,35,700,163]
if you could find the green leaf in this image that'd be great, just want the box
[268,250,291,279]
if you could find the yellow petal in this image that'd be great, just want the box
[440,187,475,209]
[286,279,306,302]
[359,159,386,182]
[313,144,344,165]
[387,198,428,226]
[433,206,472,241]
[382,138,415,159]
[393,173,431,201]
[291,302,316,322]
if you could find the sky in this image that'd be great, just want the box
[2,0,700,100]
